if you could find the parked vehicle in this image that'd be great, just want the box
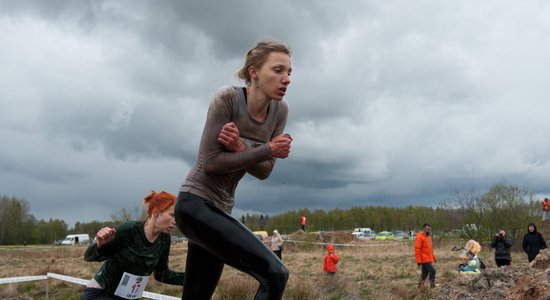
[393,230,407,240]
[375,231,395,241]
[253,231,268,240]
[357,232,376,240]
[171,235,188,244]
[61,234,90,245]
[351,228,373,237]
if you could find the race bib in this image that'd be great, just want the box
[114,272,150,299]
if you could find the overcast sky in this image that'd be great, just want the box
[2,0,550,227]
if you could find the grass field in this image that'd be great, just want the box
[0,238,530,300]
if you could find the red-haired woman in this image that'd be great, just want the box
[175,40,293,299]
[82,190,184,300]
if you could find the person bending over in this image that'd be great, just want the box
[82,191,184,300]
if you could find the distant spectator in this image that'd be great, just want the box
[543,198,550,221]
[490,229,512,267]
[464,240,481,256]
[522,223,547,263]
[415,223,437,288]
[301,215,306,231]
[323,244,339,275]
[271,229,284,260]
[458,251,480,273]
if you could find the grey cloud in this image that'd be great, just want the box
[0,132,90,185]
[39,90,201,161]
[0,153,87,184]
[2,1,550,226]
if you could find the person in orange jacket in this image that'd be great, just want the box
[415,223,436,288]
[323,244,339,275]
[543,198,550,221]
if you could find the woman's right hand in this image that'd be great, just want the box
[96,227,116,249]
[269,134,293,158]
[218,122,245,152]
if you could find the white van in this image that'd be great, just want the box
[351,228,373,237]
[61,234,90,245]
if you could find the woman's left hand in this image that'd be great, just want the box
[218,122,245,152]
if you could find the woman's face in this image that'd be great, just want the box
[155,204,176,234]
[529,225,535,232]
[252,52,292,101]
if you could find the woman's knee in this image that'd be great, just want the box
[268,262,289,286]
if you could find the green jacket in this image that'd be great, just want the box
[84,221,184,295]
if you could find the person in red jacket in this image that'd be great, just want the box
[415,223,436,288]
[323,244,339,275]
[301,215,307,231]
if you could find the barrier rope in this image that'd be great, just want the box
[0,273,179,300]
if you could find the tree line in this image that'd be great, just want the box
[243,183,543,248]
[0,196,69,245]
[1,183,545,246]
[0,196,133,245]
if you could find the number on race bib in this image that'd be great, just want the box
[114,272,150,299]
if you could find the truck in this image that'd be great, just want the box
[351,228,373,237]
[60,234,90,245]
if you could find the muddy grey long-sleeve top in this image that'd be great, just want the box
[180,86,288,213]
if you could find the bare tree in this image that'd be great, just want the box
[449,183,537,246]
[110,206,145,224]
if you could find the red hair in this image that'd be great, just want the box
[143,190,176,218]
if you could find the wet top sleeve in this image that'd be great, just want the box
[84,228,126,262]
[153,238,185,285]
[200,88,275,175]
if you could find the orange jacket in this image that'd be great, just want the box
[415,231,436,264]
[323,244,339,273]
[543,199,550,211]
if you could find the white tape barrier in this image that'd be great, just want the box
[0,273,180,300]
[285,239,404,247]
[46,272,88,285]
[142,290,180,300]
[0,275,47,284]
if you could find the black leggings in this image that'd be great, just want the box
[175,192,288,300]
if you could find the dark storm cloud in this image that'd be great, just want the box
[2,0,550,226]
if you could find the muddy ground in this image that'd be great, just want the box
[436,220,550,300]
